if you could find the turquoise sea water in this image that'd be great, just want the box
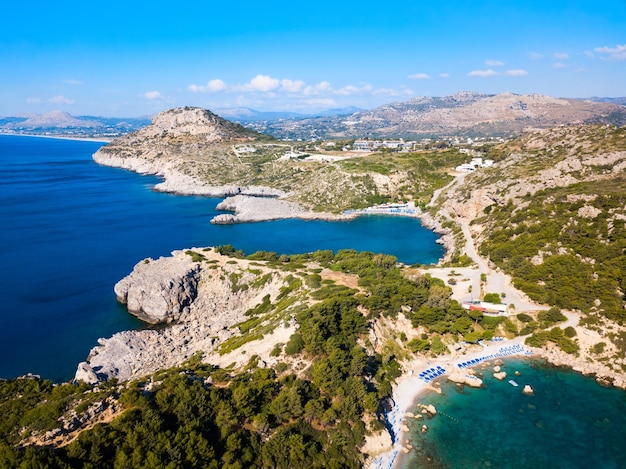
[403,359,626,468]
[0,135,442,381]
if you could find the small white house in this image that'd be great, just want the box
[455,163,477,172]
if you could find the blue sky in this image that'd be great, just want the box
[1,0,625,117]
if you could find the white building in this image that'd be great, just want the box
[455,157,495,172]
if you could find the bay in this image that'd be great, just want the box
[0,135,442,381]
[403,359,626,468]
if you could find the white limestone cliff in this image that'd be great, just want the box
[75,249,294,384]
[114,254,201,324]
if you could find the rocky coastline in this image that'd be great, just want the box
[74,248,297,384]
[93,146,448,234]
[533,344,626,389]
[84,114,626,468]
[211,194,353,224]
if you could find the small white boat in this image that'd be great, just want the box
[509,380,519,387]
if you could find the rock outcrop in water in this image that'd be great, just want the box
[114,255,201,324]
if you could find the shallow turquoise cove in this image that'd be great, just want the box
[403,358,626,469]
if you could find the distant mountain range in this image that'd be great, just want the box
[2,93,625,140]
[0,111,152,138]
[586,97,626,106]
[247,92,626,140]
[213,106,363,122]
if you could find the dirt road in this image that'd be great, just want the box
[424,173,548,312]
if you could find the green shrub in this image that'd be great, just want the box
[270,343,284,357]
[591,342,606,354]
[503,319,518,335]
[564,326,577,338]
[520,325,537,336]
[284,333,304,355]
[538,307,567,326]
[185,250,206,262]
[429,336,448,356]
[215,244,245,258]
[304,274,322,289]
[483,292,501,303]
[407,338,429,353]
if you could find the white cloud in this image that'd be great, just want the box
[504,69,528,76]
[142,91,163,100]
[206,79,227,92]
[188,79,228,93]
[485,59,504,66]
[186,74,418,112]
[187,75,388,101]
[336,83,373,95]
[553,62,567,69]
[244,74,280,92]
[554,52,569,60]
[336,85,359,95]
[584,50,595,59]
[408,73,431,79]
[467,69,497,77]
[594,44,626,61]
[303,81,333,96]
[26,97,42,104]
[64,79,83,85]
[315,81,332,92]
[48,95,74,104]
[529,52,543,60]
[439,73,450,78]
[280,79,305,92]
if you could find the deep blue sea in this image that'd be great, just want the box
[403,359,626,468]
[0,135,442,381]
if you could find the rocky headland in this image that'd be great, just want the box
[75,248,298,384]
[92,108,283,200]
[92,108,351,223]
[91,106,464,227]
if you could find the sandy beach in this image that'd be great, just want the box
[367,338,534,469]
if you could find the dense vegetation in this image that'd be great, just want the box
[0,367,364,468]
[479,178,626,321]
[464,125,626,322]
[0,248,515,467]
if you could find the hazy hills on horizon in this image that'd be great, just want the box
[2,92,625,139]
[250,91,626,140]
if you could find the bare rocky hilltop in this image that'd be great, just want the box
[92,107,292,203]
[254,91,626,139]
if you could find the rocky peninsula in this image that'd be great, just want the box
[91,107,458,232]
[76,248,298,384]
